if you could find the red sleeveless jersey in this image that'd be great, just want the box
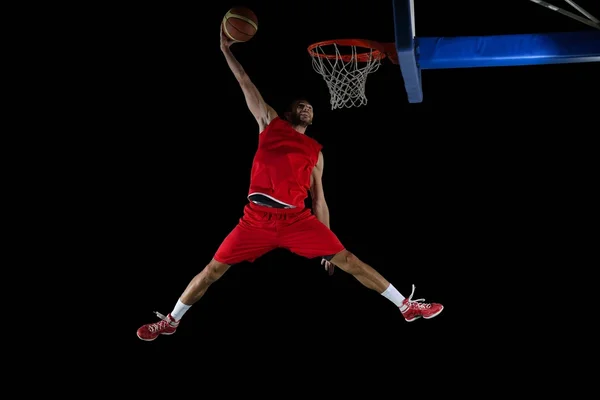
[248,117,323,208]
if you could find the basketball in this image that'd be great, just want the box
[222,7,258,43]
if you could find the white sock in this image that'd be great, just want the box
[170,299,191,321]
[381,284,407,310]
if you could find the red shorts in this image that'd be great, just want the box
[214,202,345,265]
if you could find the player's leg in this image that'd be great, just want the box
[329,249,443,321]
[281,212,443,321]
[137,205,278,341]
[136,259,237,342]
[279,210,389,290]
[281,214,390,293]
[329,250,389,291]
[177,258,232,308]
[172,215,277,308]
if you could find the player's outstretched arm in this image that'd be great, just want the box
[220,25,277,132]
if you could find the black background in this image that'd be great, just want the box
[68,0,598,394]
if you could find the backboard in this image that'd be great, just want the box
[308,0,600,106]
[393,0,600,103]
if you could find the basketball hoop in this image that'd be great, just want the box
[307,39,398,109]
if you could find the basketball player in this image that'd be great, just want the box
[136,26,444,341]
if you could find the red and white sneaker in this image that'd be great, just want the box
[400,284,444,322]
[137,311,179,341]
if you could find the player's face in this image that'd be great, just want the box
[293,101,313,125]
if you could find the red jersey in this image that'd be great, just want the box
[248,117,323,208]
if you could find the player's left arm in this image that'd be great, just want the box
[311,151,335,274]
[310,151,330,228]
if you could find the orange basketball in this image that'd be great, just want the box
[222,6,258,43]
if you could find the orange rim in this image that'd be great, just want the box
[307,39,389,62]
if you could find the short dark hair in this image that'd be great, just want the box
[287,98,311,112]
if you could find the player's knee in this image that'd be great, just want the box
[204,259,230,283]
[332,250,360,274]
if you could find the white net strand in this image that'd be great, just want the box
[310,44,382,109]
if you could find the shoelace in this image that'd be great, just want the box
[405,284,431,309]
[148,311,175,333]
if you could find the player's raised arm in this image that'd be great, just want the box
[220,24,277,132]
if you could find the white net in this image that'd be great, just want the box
[309,43,383,110]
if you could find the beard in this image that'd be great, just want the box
[290,112,312,127]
